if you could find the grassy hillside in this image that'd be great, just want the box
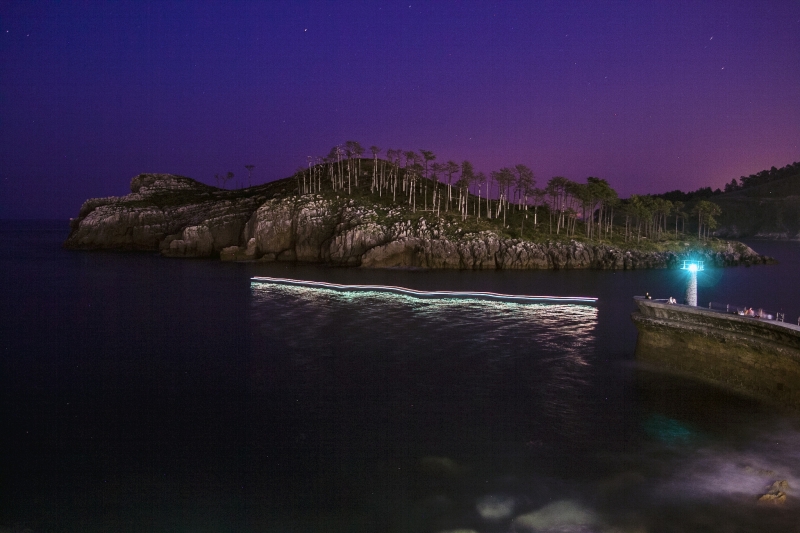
[192,162,747,254]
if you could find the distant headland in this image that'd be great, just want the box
[64,150,778,269]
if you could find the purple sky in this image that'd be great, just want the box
[1,1,798,219]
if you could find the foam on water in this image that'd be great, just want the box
[652,420,800,504]
[513,500,601,532]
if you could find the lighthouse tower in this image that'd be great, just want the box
[681,260,704,306]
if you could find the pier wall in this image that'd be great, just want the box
[631,297,800,409]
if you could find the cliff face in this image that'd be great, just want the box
[65,173,770,269]
[65,174,269,256]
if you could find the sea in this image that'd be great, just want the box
[2,220,799,532]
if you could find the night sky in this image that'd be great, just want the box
[1,1,798,219]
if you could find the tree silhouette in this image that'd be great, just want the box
[652,198,672,239]
[492,167,515,225]
[531,188,545,226]
[628,194,650,243]
[369,146,380,193]
[245,165,254,187]
[545,176,570,234]
[444,161,459,212]
[692,200,722,240]
[420,150,436,210]
[407,161,423,211]
[431,162,444,216]
[586,178,618,241]
[673,201,685,236]
[514,164,535,213]
[351,141,365,186]
[459,161,475,219]
[475,171,487,219]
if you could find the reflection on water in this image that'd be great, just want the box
[642,414,700,445]
[247,282,800,533]
[251,282,598,338]
[251,283,598,439]
[5,224,800,532]
[249,282,610,530]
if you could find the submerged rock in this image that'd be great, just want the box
[476,494,516,520]
[513,500,600,532]
[758,480,790,505]
[419,456,465,477]
[743,465,776,477]
[758,491,787,505]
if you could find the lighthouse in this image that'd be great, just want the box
[681,260,704,306]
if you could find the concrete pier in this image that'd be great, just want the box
[631,297,800,409]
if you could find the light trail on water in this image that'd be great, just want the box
[250,276,598,305]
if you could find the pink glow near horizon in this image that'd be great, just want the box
[1,1,798,218]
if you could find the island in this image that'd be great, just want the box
[65,162,772,270]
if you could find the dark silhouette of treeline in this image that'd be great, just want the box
[276,141,734,243]
[222,141,796,241]
[727,161,800,192]
[654,161,800,203]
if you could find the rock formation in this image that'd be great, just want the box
[65,174,267,257]
[758,480,790,505]
[65,173,772,270]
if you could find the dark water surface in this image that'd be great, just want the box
[2,221,799,532]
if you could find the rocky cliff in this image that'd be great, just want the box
[65,173,771,269]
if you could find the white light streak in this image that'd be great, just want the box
[250,276,598,305]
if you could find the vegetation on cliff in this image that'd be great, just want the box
[242,144,797,244]
[67,143,799,266]
[65,156,771,269]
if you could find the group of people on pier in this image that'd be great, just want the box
[740,307,762,318]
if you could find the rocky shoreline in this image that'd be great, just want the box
[65,174,773,270]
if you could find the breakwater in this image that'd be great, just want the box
[631,297,800,409]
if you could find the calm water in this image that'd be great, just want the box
[2,221,799,532]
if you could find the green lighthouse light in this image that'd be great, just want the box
[681,260,704,272]
[681,260,704,306]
